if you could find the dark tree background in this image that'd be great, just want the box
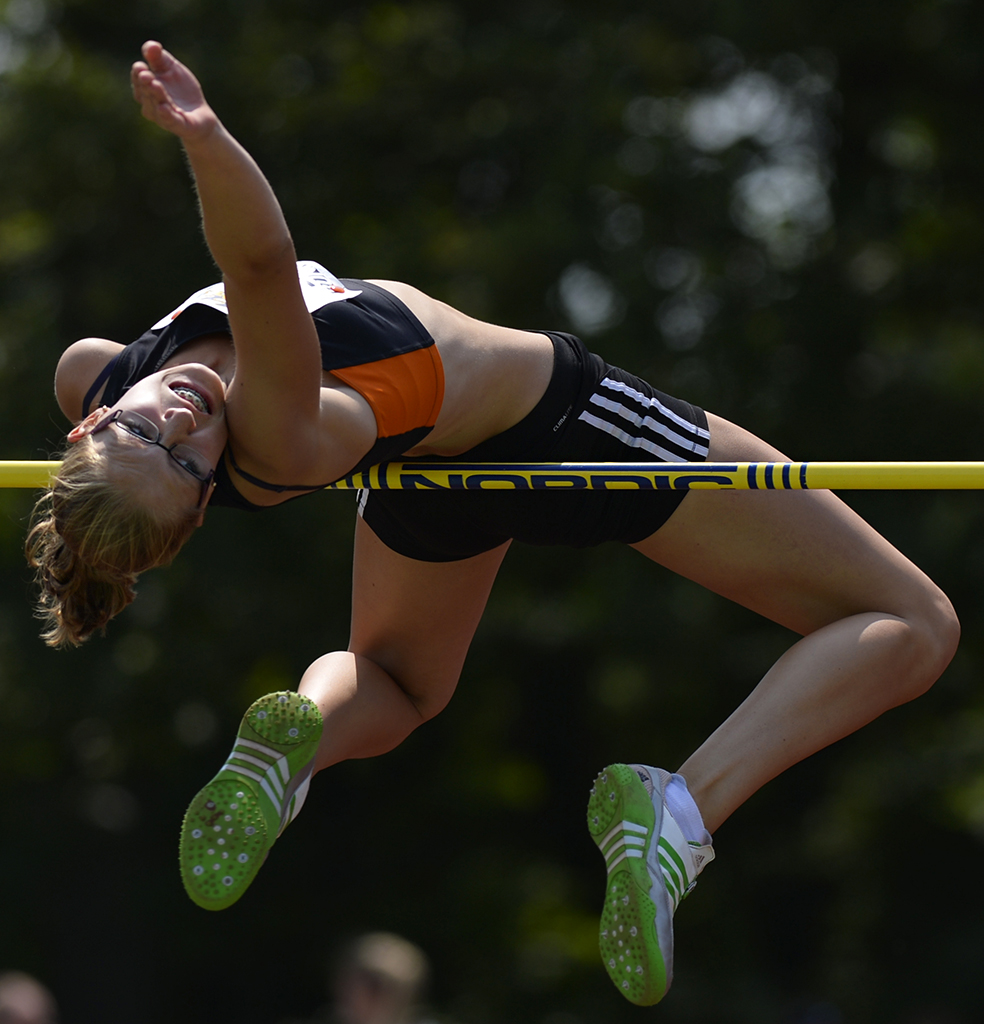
[2,1,983,1022]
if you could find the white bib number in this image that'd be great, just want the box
[150,261,362,330]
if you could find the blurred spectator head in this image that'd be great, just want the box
[0,972,58,1024]
[332,933,429,1024]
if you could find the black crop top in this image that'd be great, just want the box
[85,265,444,510]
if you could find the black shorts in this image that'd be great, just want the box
[358,331,709,562]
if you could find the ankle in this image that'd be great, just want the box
[664,774,712,846]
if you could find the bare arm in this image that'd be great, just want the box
[131,41,345,481]
[131,42,296,284]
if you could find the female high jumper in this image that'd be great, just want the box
[27,42,959,1006]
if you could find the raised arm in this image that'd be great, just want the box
[131,41,333,481]
[132,42,297,282]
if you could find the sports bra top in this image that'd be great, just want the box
[84,263,445,509]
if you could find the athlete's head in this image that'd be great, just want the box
[26,365,227,647]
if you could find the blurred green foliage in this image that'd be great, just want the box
[2,1,984,1022]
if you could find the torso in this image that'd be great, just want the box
[62,276,555,508]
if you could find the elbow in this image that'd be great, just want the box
[225,235,297,283]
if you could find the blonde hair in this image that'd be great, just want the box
[25,436,200,648]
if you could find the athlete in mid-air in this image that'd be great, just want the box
[28,41,959,1005]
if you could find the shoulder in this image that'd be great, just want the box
[362,279,430,306]
[360,279,466,336]
[55,337,125,424]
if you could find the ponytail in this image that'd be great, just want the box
[25,438,199,647]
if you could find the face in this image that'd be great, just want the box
[68,363,229,514]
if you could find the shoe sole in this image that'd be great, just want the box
[179,691,322,911]
[587,763,668,1005]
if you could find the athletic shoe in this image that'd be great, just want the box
[586,763,714,1005]
[179,691,323,911]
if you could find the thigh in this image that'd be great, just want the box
[632,413,947,635]
[348,515,510,712]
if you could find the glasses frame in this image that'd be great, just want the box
[92,409,215,509]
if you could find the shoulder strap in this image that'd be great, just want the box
[81,354,122,417]
[225,443,327,493]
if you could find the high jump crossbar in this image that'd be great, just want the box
[5,460,984,491]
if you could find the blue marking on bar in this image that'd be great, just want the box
[399,474,454,489]
[800,463,808,489]
[747,464,759,489]
[782,463,791,489]
[672,475,737,489]
[765,464,775,489]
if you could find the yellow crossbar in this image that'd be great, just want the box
[6,460,984,491]
[325,461,984,490]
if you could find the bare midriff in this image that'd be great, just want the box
[358,280,555,456]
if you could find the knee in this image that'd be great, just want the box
[391,668,458,722]
[898,587,960,701]
[348,644,460,723]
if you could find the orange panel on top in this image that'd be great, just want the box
[331,345,445,438]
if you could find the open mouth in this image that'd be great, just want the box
[171,384,212,415]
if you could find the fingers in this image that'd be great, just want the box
[140,40,172,72]
[130,42,177,115]
[130,39,216,139]
[130,65,168,111]
[131,40,173,90]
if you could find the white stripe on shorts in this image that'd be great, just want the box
[586,392,708,457]
[598,377,710,448]
[576,410,688,462]
[578,376,710,460]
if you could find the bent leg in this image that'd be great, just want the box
[633,413,959,833]
[179,520,507,911]
[299,517,510,772]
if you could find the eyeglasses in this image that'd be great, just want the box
[92,409,215,508]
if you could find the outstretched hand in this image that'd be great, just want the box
[131,40,218,141]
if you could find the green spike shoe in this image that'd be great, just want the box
[587,763,714,1005]
[179,691,323,911]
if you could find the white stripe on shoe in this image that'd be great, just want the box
[225,764,265,786]
[217,698,322,834]
[259,777,283,815]
[599,820,652,874]
[226,754,286,802]
[229,751,275,773]
[233,742,291,784]
[235,738,282,759]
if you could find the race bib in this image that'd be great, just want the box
[150,261,362,330]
